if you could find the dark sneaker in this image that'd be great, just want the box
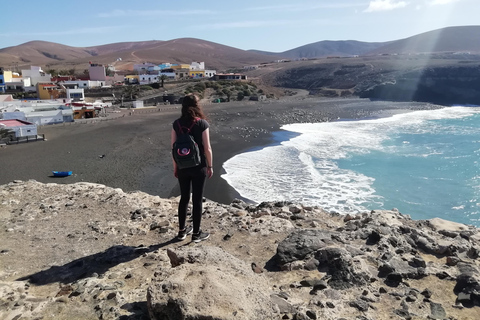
[192,230,210,243]
[177,226,193,240]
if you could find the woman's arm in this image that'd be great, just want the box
[171,128,179,177]
[202,128,213,178]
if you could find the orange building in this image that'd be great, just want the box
[36,83,66,100]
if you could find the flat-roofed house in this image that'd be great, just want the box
[21,66,51,86]
[0,119,37,139]
[204,70,217,78]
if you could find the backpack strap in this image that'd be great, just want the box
[175,120,184,134]
[176,118,198,134]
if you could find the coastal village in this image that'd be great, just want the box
[0,61,251,145]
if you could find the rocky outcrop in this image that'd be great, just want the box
[1,180,480,319]
[147,246,273,320]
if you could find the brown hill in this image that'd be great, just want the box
[85,40,164,56]
[0,40,94,68]
[250,40,389,59]
[78,38,277,71]
[0,38,273,72]
[1,26,479,74]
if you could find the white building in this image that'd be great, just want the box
[132,100,144,108]
[190,62,205,70]
[0,119,37,138]
[61,80,105,89]
[133,63,157,73]
[21,66,51,86]
[0,94,15,106]
[204,70,217,78]
[2,74,32,91]
[25,108,73,125]
[66,88,85,101]
[0,98,74,125]
[139,74,160,85]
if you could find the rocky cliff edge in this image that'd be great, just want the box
[1,180,479,320]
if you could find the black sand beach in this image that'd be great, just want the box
[0,97,441,205]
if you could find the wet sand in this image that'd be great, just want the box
[0,97,439,205]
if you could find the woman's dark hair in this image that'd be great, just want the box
[181,94,206,120]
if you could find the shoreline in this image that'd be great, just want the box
[0,97,443,205]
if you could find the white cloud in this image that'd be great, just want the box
[194,19,336,30]
[195,20,297,30]
[364,0,409,12]
[245,3,364,12]
[428,0,460,5]
[2,26,123,38]
[97,9,214,18]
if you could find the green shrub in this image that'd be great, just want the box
[193,82,206,91]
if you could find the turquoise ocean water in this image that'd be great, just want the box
[221,105,480,227]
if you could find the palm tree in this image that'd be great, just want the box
[159,74,168,87]
[123,85,137,100]
[47,69,58,77]
[0,127,14,142]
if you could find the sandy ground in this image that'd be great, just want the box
[0,96,440,205]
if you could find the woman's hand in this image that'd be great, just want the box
[174,166,178,178]
[207,167,213,179]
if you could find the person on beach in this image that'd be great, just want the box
[171,94,213,242]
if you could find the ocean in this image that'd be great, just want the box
[221,103,480,227]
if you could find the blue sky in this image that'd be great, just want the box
[0,0,477,52]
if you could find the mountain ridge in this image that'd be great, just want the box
[0,25,479,72]
[249,40,391,59]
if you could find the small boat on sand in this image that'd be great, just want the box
[52,171,73,177]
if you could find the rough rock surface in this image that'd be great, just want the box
[147,246,273,320]
[1,180,480,320]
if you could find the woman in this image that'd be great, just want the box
[171,94,213,242]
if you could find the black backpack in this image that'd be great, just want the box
[172,119,201,169]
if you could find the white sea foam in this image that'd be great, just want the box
[221,106,480,214]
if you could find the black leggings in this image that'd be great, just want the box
[177,166,207,234]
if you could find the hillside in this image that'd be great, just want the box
[0,41,95,66]
[367,25,480,55]
[250,40,389,59]
[0,38,274,72]
[1,26,479,73]
[249,53,480,105]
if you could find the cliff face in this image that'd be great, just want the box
[359,66,480,105]
[266,56,480,106]
[1,180,480,320]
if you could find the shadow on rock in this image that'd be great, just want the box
[17,239,177,285]
[119,301,150,320]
